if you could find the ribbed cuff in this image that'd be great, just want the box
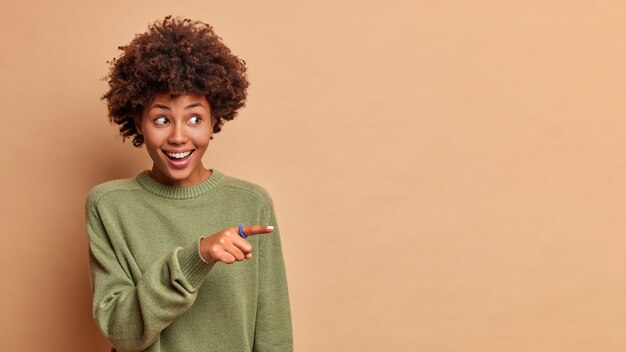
[177,239,215,289]
[198,237,211,264]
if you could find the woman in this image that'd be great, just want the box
[86,16,292,352]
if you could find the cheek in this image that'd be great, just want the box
[142,130,167,154]
[142,128,166,145]
[144,142,163,160]
[191,130,212,147]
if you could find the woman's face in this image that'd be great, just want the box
[136,92,214,187]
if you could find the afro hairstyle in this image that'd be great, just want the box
[101,15,249,147]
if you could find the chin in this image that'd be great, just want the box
[155,162,205,186]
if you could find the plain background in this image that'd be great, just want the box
[2,0,626,351]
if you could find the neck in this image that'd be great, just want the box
[148,166,212,187]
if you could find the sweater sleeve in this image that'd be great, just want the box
[253,195,293,352]
[86,195,215,352]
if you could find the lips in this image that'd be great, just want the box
[164,150,193,160]
[162,149,195,167]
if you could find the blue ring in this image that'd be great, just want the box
[238,224,247,239]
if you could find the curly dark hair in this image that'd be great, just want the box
[101,16,249,147]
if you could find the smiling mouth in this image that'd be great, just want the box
[163,150,194,160]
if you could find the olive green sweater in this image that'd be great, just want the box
[85,169,292,352]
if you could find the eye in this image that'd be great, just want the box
[154,116,168,125]
[188,115,201,125]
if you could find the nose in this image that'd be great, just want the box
[167,123,188,145]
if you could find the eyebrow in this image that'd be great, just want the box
[150,102,206,111]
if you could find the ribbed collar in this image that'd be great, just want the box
[136,169,225,199]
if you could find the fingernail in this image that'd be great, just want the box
[267,225,274,230]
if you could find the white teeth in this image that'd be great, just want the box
[166,151,192,159]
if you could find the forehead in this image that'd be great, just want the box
[151,92,209,106]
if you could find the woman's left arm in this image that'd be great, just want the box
[253,195,293,352]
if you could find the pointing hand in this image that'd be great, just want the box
[199,225,274,264]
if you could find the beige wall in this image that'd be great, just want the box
[2,1,626,351]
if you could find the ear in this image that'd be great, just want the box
[134,115,143,135]
[211,111,219,129]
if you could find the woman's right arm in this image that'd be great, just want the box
[86,195,215,352]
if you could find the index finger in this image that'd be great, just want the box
[238,224,274,238]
